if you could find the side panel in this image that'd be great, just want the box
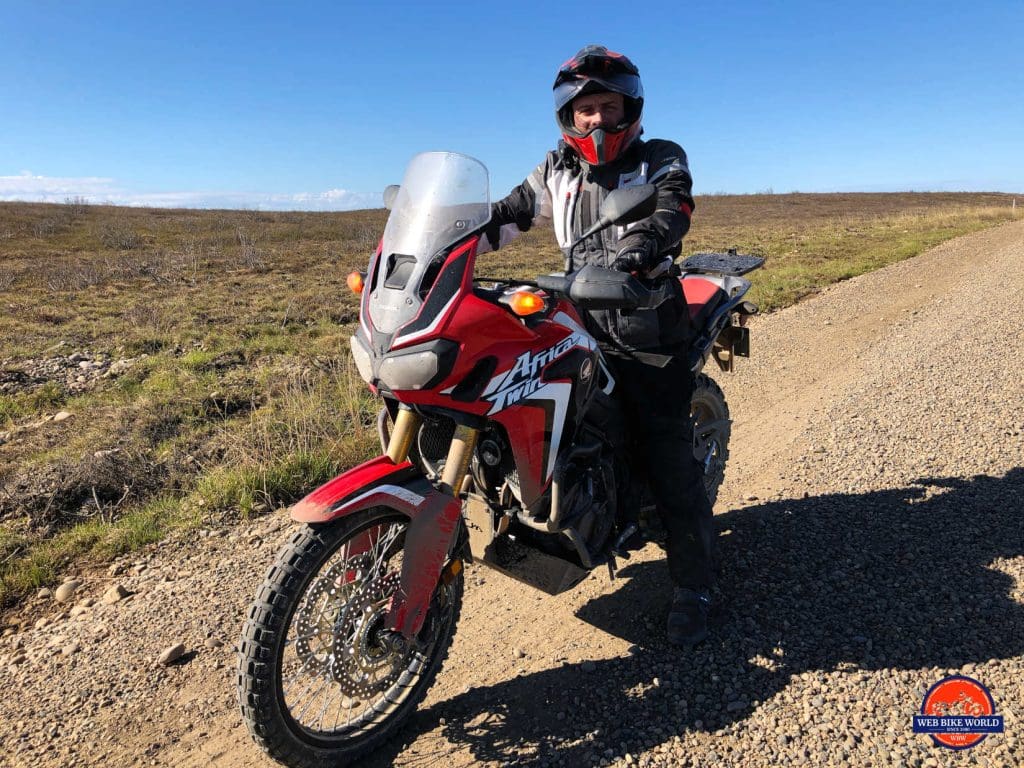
[487,309,599,509]
[491,399,555,507]
[681,275,727,322]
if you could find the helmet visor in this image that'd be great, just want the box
[553,71,643,111]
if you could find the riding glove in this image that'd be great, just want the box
[611,238,660,274]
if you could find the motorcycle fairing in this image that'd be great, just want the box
[290,455,463,639]
[368,152,490,338]
[391,241,475,349]
[486,309,603,507]
[361,238,476,353]
[480,313,596,415]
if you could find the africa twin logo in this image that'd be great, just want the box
[482,332,595,414]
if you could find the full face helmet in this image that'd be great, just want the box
[554,44,644,166]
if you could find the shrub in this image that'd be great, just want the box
[235,228,269,271]
[33,214,71,238]
[41,257,107,291]
[63,196,90,215]
[97,220,142,250]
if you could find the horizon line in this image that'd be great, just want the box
[1,188,1019,215]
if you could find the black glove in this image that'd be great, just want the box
[483,218,502,251]
[485,206,533,250]
[611,239,659,274]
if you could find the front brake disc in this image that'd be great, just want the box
[330,570,406,698]
[293,555,371,674]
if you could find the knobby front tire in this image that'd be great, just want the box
[237,507,463,768]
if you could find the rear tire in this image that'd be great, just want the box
[237,507,463,768]
[691,373,731,507]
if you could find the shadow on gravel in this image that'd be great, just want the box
[366,468,1024,767]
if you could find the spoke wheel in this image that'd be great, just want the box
[238,507,463,768]
[691,372,731,507]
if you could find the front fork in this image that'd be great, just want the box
[387,406,479,497]
[381,406,478,639]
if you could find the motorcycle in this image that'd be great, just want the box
[237,151,763,767]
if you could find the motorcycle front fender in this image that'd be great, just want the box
[290,455,420,523]
[289,454,463,640]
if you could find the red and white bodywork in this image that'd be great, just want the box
[290,152,754,637]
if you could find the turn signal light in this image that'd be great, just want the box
[508,291,546,316]
[347,271,365,294]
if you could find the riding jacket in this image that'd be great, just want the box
[483,138,696,351]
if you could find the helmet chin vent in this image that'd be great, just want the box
[562,122,641,166]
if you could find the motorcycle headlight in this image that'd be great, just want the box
[350,336,457,391]
[378,349,441,391]
[350,334,374,384]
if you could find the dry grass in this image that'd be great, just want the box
[0,192,1018,609]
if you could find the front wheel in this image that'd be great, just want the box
[237,507,463,768]
[691,373,731,507]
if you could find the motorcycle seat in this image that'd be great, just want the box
[681,275,728,326]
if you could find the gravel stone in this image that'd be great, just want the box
[101,585,130,605]
[53,581,81,603]
[157,644,186,666]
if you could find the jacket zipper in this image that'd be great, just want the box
[565,178,578,270]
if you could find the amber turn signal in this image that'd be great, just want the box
[508,290,546,316]
[347,271,365,294]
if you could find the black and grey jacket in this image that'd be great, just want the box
[484,138,695,351]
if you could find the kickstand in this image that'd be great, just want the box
[606,555,617,581]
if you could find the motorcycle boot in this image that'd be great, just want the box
[667,587,711,647]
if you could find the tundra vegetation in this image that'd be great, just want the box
[0,192,1016,609]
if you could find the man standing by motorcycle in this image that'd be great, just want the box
[482,45,715,646]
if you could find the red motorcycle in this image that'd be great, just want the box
[237,152,762,767]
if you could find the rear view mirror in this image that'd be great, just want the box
[568,183,658,252]
[598,183,657,225]
[383,185,400,210]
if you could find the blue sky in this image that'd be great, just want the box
[1,1,1021,210]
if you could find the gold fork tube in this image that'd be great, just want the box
[387,407,422,463]
[439,425,480,497]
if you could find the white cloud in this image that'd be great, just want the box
[0,171,119,198]
[0,172,381,211]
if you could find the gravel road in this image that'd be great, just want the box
[2,220,1022,767]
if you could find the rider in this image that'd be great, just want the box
[481,45,715,646]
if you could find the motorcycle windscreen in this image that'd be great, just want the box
[370,152,491,335]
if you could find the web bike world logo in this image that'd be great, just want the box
[912,675,1004,750]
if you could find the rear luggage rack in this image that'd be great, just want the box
[681,249,765,276]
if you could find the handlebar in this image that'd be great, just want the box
[544,265,676,311]
[477,266,676,312]
[535,274,572,294]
